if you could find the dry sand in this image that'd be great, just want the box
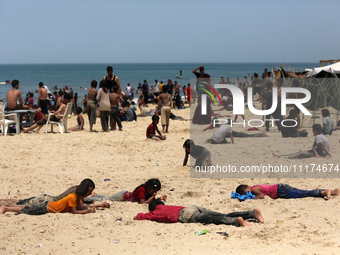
[0,102,339,255]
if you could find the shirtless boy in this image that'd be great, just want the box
[6,80,23,110]
[110,88,124,131]
[158,86,172,133]
[38,82,48,114]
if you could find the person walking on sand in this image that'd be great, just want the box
[158,85,172,133]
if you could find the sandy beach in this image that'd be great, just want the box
[0,102,340,255]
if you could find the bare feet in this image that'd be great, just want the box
[0,205,6,214]
[237,217,251,227]
[325,189,331,200]
[102,202,110,208]
[254,208,264,223]
[331,188,340,196]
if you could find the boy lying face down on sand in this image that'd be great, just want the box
[236,184,340,200]
[1,179,110,215]
[85,178,167,204]
[0,179,96,207]
[134,199,264,227]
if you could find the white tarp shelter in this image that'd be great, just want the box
[306,62,340,76]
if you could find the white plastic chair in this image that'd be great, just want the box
[0,102,20,136]
[45,102,72,134]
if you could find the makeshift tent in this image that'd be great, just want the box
[306,62,340,77]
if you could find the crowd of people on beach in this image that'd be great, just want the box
[2,65,195,135]
[1,64,339,229]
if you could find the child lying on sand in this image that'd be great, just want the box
[134,199,264,227]
[1,181,109,215]
[236,184,339,200]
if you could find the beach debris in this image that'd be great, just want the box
[115,217,122,221]
[104,179,111,181]
[87,160,91,163]
[113,239,120,243]
[169,188,175,191]
[105,212,114,215]
[235,207,238,211]
[195,229,207,236]
[40,229,46,233]
[216,232,229,237]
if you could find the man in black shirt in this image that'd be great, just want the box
[103,66,121,94]
[281,109,308,137]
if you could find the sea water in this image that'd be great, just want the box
[0,62,317,105]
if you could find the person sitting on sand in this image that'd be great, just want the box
[85,178,167,204]
[281,109,308,138]
[68,107,84,131]
[273,124,331,159]
[321,108,334,135]
[22,93,72,133]
[235,184,339,200]
[0,179,95,207]
[120,101,137,122]
[133,199,264,227]
[146,115,166,141]
[1,180,110,215]
[183,139,212,167]
[137,95,145,110]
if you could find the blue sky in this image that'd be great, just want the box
[0,0,339,64]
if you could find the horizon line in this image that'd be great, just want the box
[0,61,319,65]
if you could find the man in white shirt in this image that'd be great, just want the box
[154,80,160,96]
